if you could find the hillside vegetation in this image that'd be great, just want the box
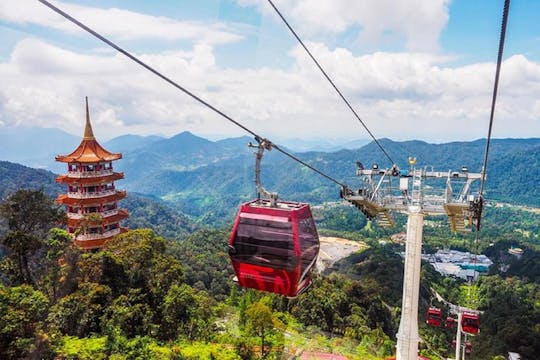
[113,135,540,222]
[1,184,539,359]
[1,135,540,359]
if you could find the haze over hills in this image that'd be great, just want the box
[0,127,80,171]
[102,134,165,153]
[0,127,165,173]
[0,126,367,170]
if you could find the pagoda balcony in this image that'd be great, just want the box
[66,169,114,178]
[56,172,124,184]
[67,189,118,199]
[67,209,128,228]
[67,209,123,219]
[67,212,84,220]
[75,228,121,241]
[102,209,120,217]
[57,190,127,206]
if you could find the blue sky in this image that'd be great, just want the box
[0,0,539,143]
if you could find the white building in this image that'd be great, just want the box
[422,249,493,280]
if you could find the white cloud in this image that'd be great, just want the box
[238,0,450,52]
[0,37,538,143]
[0,0,243,45]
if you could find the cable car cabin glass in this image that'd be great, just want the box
[461,312,480,335]
[229,199,320,298]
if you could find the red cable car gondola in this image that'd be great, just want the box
[426,307,442,327]
[465,341,472,354]
[228,138,320,297]
[229,198,320,297]
[461,311,480,335]
[445,316,456,328]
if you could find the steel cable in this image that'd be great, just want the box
[267,0,396,166]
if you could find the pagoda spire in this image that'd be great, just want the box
[83,96,95,140]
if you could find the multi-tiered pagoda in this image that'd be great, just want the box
[56,97,128,250]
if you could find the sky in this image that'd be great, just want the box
[0,0,539,144]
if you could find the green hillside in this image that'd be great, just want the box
[1,142,540,359]
[115,137,540,223]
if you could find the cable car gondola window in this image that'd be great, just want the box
[233,214,296,269]
[298,217,319,278]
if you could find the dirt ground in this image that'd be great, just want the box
[316,236,368,272]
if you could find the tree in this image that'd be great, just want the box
[0,284,49,359]
[245,301,274,357]
[0,189,65,285]
[47,282,112,337]
[161,283,214,341]
[473,276,540,359]
[101,290,154,338]
[40,228,73,301]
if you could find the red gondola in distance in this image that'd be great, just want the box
[228,199,320,298]
[465,341,472,354]
[461,311,480,335]
[426,307,442,327]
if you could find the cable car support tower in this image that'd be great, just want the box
[342,158,483,360]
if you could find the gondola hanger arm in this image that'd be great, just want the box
[248,137,278,207]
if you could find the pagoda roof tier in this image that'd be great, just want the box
[56,172,124,184]
[56,190,127,206]
[56,97,121,163]
[74,227,128,250]
[67,209,129,227]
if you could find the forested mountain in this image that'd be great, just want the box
[0,161,64,199]
[1,154,540,358]
[2,134,539,227]
[4,126,537,211]
[114,137,540,223]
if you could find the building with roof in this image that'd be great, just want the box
[55,97,128,249]
[421,249,493,280]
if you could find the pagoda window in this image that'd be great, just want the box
[86,186,97,193]
[68,163,77,171]
[103,203,115,211]
[88,227,101,234]
[106,223,119,231]
[85,164,95,172]
[87,206,98,213]
[69,185,78,192]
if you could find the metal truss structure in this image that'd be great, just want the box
[341,157,483,360]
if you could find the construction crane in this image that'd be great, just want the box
[341,157,483,360]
